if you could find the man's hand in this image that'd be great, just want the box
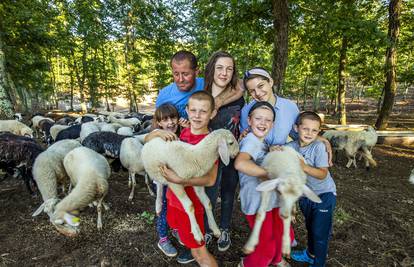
[179,118,190,128]
[159,165,186,185]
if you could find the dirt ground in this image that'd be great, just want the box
[1,112,414,267]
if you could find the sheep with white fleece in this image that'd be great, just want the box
[80,121,100,142]
[0,120,33,137]
[50,124,70,142]
[32,140,82,219]
[31,115,54,137]
[109,115,140,130]
[50,146,110,236]
[243,146,321,256]
[117,126,134,136]
[142,129,239,243]
[323,129,377,169]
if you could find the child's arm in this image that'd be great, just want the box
[159,163,219,187]
[144,129,178,143]
[234,152,269,181]
[299,158,328,180]
[214,80,244,109]
[316,135,333,166]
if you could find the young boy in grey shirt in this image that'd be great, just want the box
[287,111,336,267]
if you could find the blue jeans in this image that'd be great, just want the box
[156,185,169,239]
[204,159,239,232]
[299,192,336,267]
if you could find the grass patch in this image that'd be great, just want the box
[334,206,352,226]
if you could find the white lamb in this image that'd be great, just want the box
[117,126,134,136]
[50,146,110,236]
[120,136,145,200]
[0,120,33,137]
[32,140,82,218]
[142,129,239,243]
[243,146,321,256]
[80,121,100,142]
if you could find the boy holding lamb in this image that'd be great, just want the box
[286,111,337,267]
[159,91,219,267]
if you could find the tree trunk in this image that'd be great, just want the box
[375,0,401,130]
[271,0,289,93]
[337,36,348,125]
[313,67,324,111]
[302,76,309,110]
[0,35,14,119]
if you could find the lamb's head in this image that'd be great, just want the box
[213,129,239,165]
[257,177,321,219]
[50,210,81,237]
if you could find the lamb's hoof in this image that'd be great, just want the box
[128,181,132,188]
[128,195,134,201]
[242,246,254,255]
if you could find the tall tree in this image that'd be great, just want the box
[375,0,402,129]
[0,34,14,119]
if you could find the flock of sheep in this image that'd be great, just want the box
[0,111,410,253]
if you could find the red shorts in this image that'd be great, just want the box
[167,205,205,248]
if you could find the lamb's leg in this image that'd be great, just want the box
[96,196,105,230]
[168,183,204,243]
[155,181,163,215]
[128,172,136,201]
[281,216,292,257]
[128,172,132,188]
[243,191,271,254]
[145,173,155,197]
[193,186,220,238]
[360,146,377,169]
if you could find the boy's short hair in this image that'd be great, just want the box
[170,50,198,70]
[188,91,215,112]
[296,111,322,126]
[248,101,276,121]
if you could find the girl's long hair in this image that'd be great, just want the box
[204,51,238,94]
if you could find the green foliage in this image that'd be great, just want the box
[137,211,155,225]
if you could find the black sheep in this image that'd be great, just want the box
[55,124,81,142]
[0,133,44,194]
[82,131,127,159]
[39,119,55,145]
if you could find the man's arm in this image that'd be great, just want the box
[160,163,218,187]
[214,80,244,109]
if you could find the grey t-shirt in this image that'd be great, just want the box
[286,140,336,196]
[238,133,279,215]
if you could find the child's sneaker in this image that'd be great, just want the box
[157,239,177,257]
[177,248,195,264]
[291,238,298,247]
[290,249,315,264]
[217,229,231,252]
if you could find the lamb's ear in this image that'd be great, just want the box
[32,202,46,217]
[256,178,281,192]
[218,138,230,166]
[302,185,322,203]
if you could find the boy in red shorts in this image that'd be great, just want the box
[160,91,219,267]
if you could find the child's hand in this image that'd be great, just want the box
[238,129,249,141]
[299,158,308,173]
[157,130,178,142]
[179,118,190,128]
[269,145,284,152]
[159,165,185,185]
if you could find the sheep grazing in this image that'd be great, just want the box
[31,115,54,138]
[82,131,127,158]
[14,113,23,121]
[323,129,377,170]
[0,120,33,137]
[244,146,321,256]
[0,132,44,194]
[55,115,76,125]
[120,137,145,200]
[109,115,141,132]
[38,119,55,145]
[142,129,239,243]
[32,140,82,219]
[50,147,110,237]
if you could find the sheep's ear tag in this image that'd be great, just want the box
[64,212,80,227]
[218,139,230,166]
[302,185,322,203]
[256,178,281,192]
